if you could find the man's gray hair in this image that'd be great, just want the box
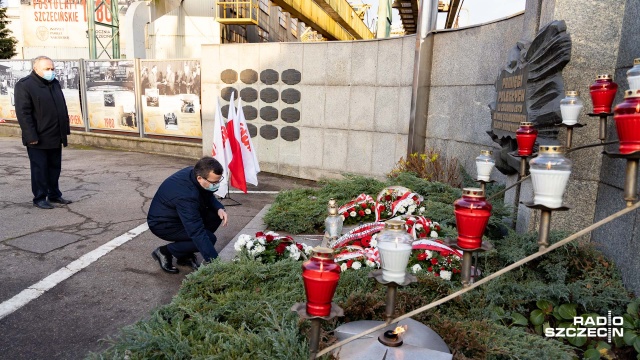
[32,56,53,69]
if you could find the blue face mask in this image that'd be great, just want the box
[206,183,220,192]
[43,70,55,81]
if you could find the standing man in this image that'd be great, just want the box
[147,157,229,273]
[15,56,72,210]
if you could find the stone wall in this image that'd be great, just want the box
[201,37,415,180]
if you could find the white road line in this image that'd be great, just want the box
[228,190,280,194]
[0,222,149,321]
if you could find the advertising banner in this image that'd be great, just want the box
[140,60,202,138]
[84,60,138,132]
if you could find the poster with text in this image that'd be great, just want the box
[0,60,32,121]
[85,60,138,132]
[21,1,132,54]
[140,60,202,138]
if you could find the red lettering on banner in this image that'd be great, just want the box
[240,124,251,151]
[69,115,82,125]
[221,126,229,148]
[104,118,114,128]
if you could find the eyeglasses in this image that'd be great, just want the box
[202,175,224,185]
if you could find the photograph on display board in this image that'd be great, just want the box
[85,60,138,132]
[53,60,84,128]
[141,60,202,138]
[0,60,32,121]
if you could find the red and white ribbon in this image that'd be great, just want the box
[412,239,462,258]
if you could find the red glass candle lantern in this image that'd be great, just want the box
[613,89,640,154]
[302,247,341,317]
[590,74,618,114]
[454,188,492,249]
[516,122,538,156]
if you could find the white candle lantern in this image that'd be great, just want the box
[324,198,343,239]
[628,58,640,90]
[377,219,414,283]
[560,91,583,126]
[529,145,572,208]
[475,150,495,181]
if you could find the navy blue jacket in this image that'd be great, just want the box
[147,167,225,261]
[15,72,70,149]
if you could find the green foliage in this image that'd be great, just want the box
[0,8,17,59]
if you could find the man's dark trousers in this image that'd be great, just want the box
[152,208,222,259]
[27,147,62,203]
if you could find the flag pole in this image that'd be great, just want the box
[219,170,242,206]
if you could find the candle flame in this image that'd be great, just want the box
[546,161,552,170]
[393,325,408,336]
[636,103,640,112]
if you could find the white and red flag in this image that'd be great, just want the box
[211,97,232,197]
[234,97,260,186]
[225,92,247,193]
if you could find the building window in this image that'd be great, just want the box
[290,18,298,38]
[278,7,286,28]
[222,25,248,44]
[258,27,269,42]
[259,0,269,14]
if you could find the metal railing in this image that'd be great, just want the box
[216,0,259,25]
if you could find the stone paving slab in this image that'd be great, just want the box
[6,231,81,254]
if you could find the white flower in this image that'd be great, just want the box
[340,215,345,221]
[246,240,254,249]
[234,241,244,252]
[419,207,425,214]
[365,260,377,268]
[415,223,423,230]
[440,270,452,281]
[340,263,348,272]
[352,261,362,270]
[249,244,265,256]
[302,244,313,255]
[430,231,438,238]
[426,250,434,259]
[257,237,266,245]
[265,231,278,236]
[408,205,416,214]
[239,234,252,243]
[350,211,357,217]
[412,264,422,273]
[396,205,406,213]
[287,244,301,260]
[370,239,377,247]
[364,208,371,215]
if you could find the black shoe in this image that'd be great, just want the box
[49,197,73,205]
[152,247,179,274]
[33,200,54,209]
[176,254,200,271]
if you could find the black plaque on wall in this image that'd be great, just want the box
[487,20,572,174]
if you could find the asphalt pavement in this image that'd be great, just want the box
[0,136,316,360]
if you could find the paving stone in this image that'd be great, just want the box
[6,231,81,254]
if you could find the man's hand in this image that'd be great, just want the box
[29,140,38,145]
[218,209,228,227]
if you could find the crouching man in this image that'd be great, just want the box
[147,157,228,273]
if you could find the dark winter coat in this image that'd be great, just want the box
[147,167,225,261]
[15,71,70,149]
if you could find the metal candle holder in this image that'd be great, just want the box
[476,179,496,194]
[588,112,614,143]
[603,150,640,207]
[509,152,532,230]
[368,269,417,324]
[523,202,571,250]
[443,238,494,287]
[291,302,344,360]
[556,122,586,149]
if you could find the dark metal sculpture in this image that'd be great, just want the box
[488,20,572,174]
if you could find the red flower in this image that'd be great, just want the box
[255,231,264,237]
[434,272,440,277]
[417,253,427,261]
[361,235,372,247]
[358,210,365,217]
[347,259,354,268]
[447,258,452,263]
[441,250,450,257]
[343,212,349,218]
[435,225,441,231]
[385,195,392,201]
[266,235,275,243]
[405,219,414,226]
[419,232,427,238]
[427,267,433,272]
[353,241,362,247]
[430,258,438,265]
[296,243,303,250]
[440,267,445,270]
[361,203,368,209]
[379,205,386,212]
[275,243,287,255]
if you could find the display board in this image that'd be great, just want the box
[0,60,32,121]
[54,60,84,128]
[140,59,202,138]
[84,60,138,132]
